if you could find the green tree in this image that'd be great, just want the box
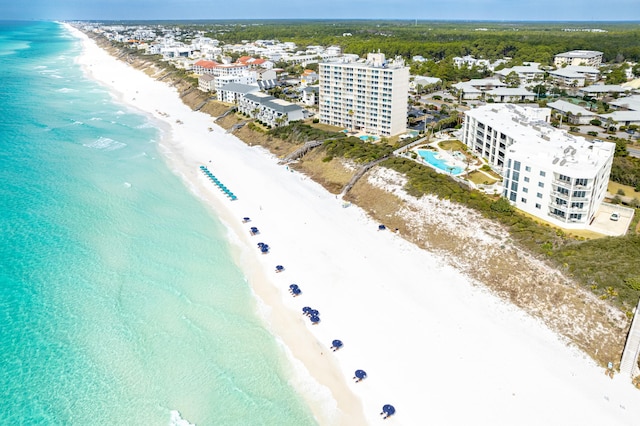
[504,71,521,88]
[607,64,629,84]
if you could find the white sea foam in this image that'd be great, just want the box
[57,87,78,93]
[123,182,131,188]
[168,410,195,426]
[89,117,103,121]
[83,137,126,151]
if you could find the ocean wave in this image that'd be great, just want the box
[89,117,103,121]
[57,88,78,93]
[169,410,195,426]
[83,137,127,151]
[115,110,125,115]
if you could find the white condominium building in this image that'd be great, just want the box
[554,50,604,67]
[319,53,409,137]
[463,104,614,228]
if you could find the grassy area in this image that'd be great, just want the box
[308,122,345,133]
[467,170,498,185]
[608,181,638,197]
[438,139,466,151]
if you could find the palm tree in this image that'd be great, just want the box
[347,109,355,133]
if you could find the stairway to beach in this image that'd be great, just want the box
[620,302,640,378]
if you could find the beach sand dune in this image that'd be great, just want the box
[67,24,640,425]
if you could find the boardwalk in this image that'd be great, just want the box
[279,140,323,164]
[620,302,640,378]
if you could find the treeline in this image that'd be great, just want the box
[201,20,640,65]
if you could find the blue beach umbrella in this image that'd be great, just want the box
[302,306,311,314]
[310,315,320,324]
[243,217,251,222]
[354,370,367,380]
[309,309,319,317]
[261,246,269,253]
[332,340,343,349]
[378,224,386,231]
[289,284,299,290]
[381,405,395,416]
[292,288,301,296]
[250,227,259,234]
[275,265,284,271]
[257,242,265,248]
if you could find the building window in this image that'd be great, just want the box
[509,192,517,202]
[514,161,521,171]
[537,192,542,198]
[538,182,544,188]
[524,177,530,183]
[523,187,528,193]
[540,171,546,177]
[521,198,527,203]
[525,166,531,172]
[535,203,541,209]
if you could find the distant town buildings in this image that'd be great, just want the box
[462,104,614,228]
[319,53,410,136]
[554,50,604,68]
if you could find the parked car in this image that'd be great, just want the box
[610,212,620,221]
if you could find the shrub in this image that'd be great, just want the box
[617,189,626,196]
[587,131,598,136]
[590,119,602,126]
[312,118,319,123]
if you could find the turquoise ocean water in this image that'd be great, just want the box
[0,21,315,425]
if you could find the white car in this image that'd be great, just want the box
[610,213,620,221]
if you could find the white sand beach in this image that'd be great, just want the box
[67,24,640,425]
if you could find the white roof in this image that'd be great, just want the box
[547,100,596,116]
[486,87,534,96]
[580,85,628,94]
[609,95,640,111]
[555,50,603,58]
[600,111,640,123]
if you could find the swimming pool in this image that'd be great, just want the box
[359,135,380,141]
[417,149,465,175]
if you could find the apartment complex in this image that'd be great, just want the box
[463,104,614,228]
[554,50,604,67]
[319,53,409,137]
[238,92,305,128]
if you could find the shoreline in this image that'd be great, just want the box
[65,23,640,425]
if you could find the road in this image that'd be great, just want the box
[628,146,640,158]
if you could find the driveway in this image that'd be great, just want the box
[587,203,634,236]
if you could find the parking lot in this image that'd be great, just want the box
[587,203,635,236]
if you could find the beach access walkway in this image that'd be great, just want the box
[620,301,640,378]
[279,140,323,164]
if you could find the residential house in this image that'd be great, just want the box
[547,100,597,124]
[198,74,215,92]
[495,63,545,84]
